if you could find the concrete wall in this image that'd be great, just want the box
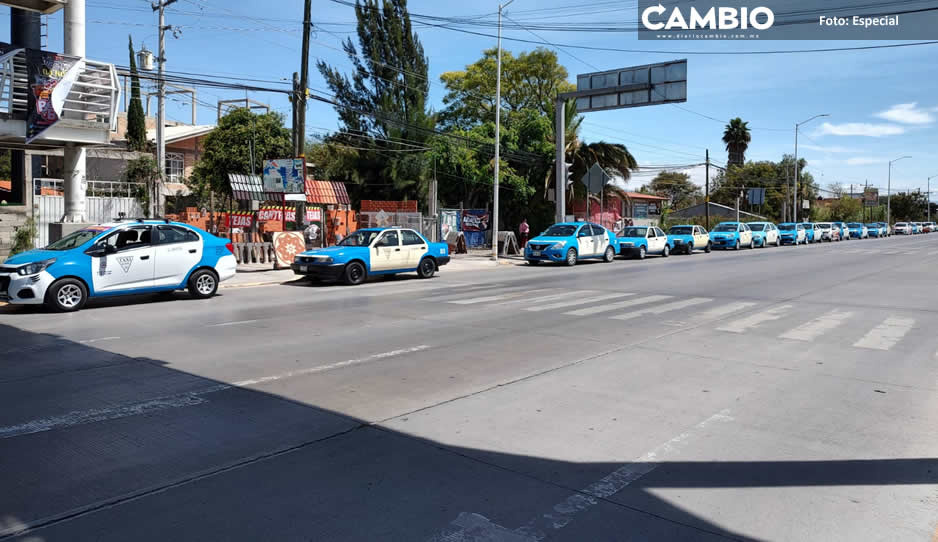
[0,206,29,260]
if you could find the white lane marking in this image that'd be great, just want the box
[232,345,430,387]
[717,304,793,333]
[0,346,429,440]
[564,295,671,317]
[780,309,853,342]
[853,317,915,351]
[929,250,938,256]
[427,409,734,542]
[77,336,120,344]
[488,290,587,307]
[448,293,526,305]
[525,293,634,312]
[697,301,757,320]
[421,284,528,302]
[609,297,712,321]
[903,250,918,255]
[207,319,258,328]
[0,384,231,440]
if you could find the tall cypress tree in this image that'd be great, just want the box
[126,35,147,152]
[316,0,434,204]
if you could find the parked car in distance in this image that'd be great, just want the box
[525,222,616,266]
[778,223,806,245]
[0,220,237,312]
[617,225,673,259]
[747,222,780,247]
[816,222,840,242]
[800,222,821,243]
[924,222,936,233]
[832,222,849,240]
[911,222,923,234]
[865,223,883,238]
[293,227,450,284]
[847,222,869,239]
[877,222,891,236]
[893,222,913,235]
[667,225,711,254]
[710,222,754,250]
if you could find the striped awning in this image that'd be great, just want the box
[305,180,350,206]
[228,173,281,202]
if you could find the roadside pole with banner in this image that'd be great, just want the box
[263,158,307,268]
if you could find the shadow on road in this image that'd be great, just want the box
[0,322,935,541]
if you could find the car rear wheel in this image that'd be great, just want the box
[704,242,712,254]
[565,248,578,266]
[188,269,218,299]
[603,245,615,263]
[46,278,88,312]
[343,261,367,285]
[662,244,670,258]
[417,257,436,279]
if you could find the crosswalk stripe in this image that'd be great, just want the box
[882,251,900,255]
[717,305,793,334]
[903,250,917,255]
[525,292,634,312]
[565,295,671,317]
[853,316,916,350]
[421,284,522,302]
[448,293,529,305]
[610,297,712,321]
[929,250,938,256]
[780,309,853,342]
[487,290,586,306]
[698,301,757,320]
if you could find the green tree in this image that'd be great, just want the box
[439,47,574,129]
[827,196,862,222]
[126,35,147,152]
[722,117,751,167]
[646,171,701,209]
[889,192,928,221]
[123,156,160,217]
[188,108,291,200]
[316,0,434,205]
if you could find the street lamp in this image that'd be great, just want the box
[928,174,937,223]
[793,113,829,222]
[492,0,515,261]
[886,156,911,226]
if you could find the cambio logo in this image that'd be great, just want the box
[642,3,775,31]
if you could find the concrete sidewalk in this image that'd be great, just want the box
[224,255,524,289]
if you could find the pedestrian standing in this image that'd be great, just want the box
[519,218,530,248]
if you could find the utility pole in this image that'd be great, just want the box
[554,97,565,224]
[297,0,312,158]
[152,0,177,218]
[705,149,710,229]
[292,72,300,155]
[927,174,936,223]
[887,155,911,226]
[793,113,829,223]
[62,0,87,223]
[492,0,514,261]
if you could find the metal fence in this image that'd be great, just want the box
[35,178,144,198]
[35,195,143,248]
[358,211,438,241]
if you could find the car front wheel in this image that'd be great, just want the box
[46,278,88,312]
[565,248,578,266]
[188,269,219,299]
[686,243,694,255]
[343,261,367,285]
[417,257,436,279]
[734,240,740,251]
[637,246,646,260]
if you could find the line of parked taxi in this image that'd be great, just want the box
[523,219,935,266]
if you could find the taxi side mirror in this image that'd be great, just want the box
[85,244,114,257]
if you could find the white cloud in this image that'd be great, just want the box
[814,122,906,138]
[874,103,936,125]
[801,144,857,153]
[845,157,885,166]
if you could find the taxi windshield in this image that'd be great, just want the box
[618,227,648,238]
[669,227,693,235]
[748,224,766,232]
[713,224,737,232]
[338,231,380,246]
[778,224,795,231]
[45,228,104,250]
[542,225,577,237]
[848,223,863,228]
[818,224,831,229]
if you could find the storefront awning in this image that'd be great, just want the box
[305,180,350,206]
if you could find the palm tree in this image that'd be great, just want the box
[545,99,639,205]
[722,117,751,167]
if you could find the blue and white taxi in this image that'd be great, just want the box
[293,227,450,284]
[778,223,806,245]
[710,222,754,250]
[666,225,711,255]
[616,225,673,259]
[747,222,781,247]
[0,219,237,312]
[525,222,617,266]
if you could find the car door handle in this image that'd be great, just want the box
[394,248,401,252]
[188,249,197,253]
[140,255,150,260]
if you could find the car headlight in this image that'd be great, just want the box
[17,258,55,276]
[550,242,565,250]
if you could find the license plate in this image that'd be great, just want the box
[299,265,308,272]
[531,251,541,257]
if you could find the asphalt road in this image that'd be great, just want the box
[2,234,938,541]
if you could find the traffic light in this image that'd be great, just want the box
[565,162,574,187]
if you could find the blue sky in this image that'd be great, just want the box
[2,0,936,199]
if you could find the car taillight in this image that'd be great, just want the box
[225,242,234,254]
